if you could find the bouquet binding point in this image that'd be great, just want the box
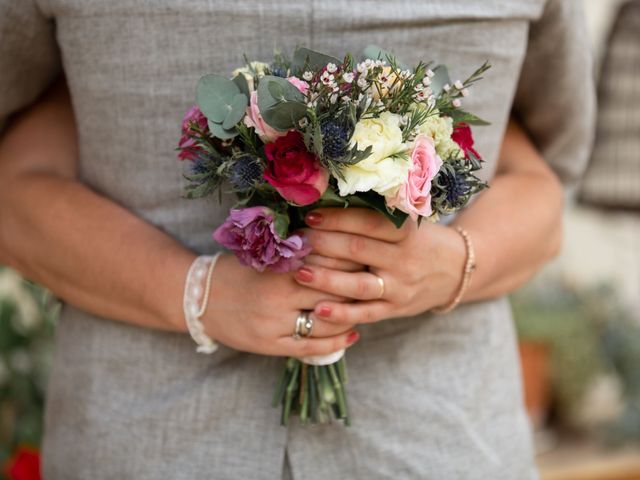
[177,45,490,426]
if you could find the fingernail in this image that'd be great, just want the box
[305,211,323,227]
[317,306,332,317]
[296,267,314,283]
[347,331,360,345]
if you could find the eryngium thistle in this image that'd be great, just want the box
[229,154,264,190]
[320,120,351,160]
[431,160,486,214]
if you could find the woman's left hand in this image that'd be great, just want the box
[294,207,467,325]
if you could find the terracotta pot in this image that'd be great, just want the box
[519,341,551,430]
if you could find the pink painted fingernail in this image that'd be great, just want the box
[305,211,323,226]
[347,331,360,345]
[296,267,314,283]
[317,306,332,317]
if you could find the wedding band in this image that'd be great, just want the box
[374,274,385,299]
[293,311,307,340]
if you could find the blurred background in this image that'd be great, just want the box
[1,1,639,479]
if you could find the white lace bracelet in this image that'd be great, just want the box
[183,253,222,354]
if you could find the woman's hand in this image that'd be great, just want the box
[202,253,361,357]
[292,208,466,325]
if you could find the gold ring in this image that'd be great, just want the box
[374,274,385,299]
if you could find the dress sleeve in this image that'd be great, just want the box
[0,0,61,133]
[512,0,596,186]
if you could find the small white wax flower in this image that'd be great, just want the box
[302,71,313,81]
[461,88,470,97]
[342,72,354,83]
[414,83,424,92]
[357,77,368,88]
[452,98,462,107]
[426,69,435,78]
[454,80,464,90]
[364,59,373,68]
[424,87,433,96]
[330,93,338,104]
[326,63,338,73]
[422,76,431,86]
[443,83,451,92]
[299,117,309,128]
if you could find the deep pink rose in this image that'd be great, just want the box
[263,131,329,206]
[386,134,443,220]
[213,206,310,272]
[177,105,208,161]
[5,446,41,480]
[286,76,309,94]
[243,91,288,143]
[451,122,481,160]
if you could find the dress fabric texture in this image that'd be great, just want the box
[0,0,595,478]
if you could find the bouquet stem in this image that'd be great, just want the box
[273,357,350,426]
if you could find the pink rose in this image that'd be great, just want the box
[243,91,288,143]
[386,134,443,220]
[263,131,329,206]
[286,76,309,94]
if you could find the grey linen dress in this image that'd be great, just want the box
[0,1,595,478]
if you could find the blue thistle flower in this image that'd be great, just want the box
[270,64,288,78]
[190,155,210,176]
[440,169,471,206]
[320,120,351,160]
[229,154,264,190]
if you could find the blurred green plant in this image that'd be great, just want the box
[0,267,58,471]
[511,280,640,443]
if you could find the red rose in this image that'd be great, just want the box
[263,131,329,206]
[4,446,41,480]
[451,123,481,160]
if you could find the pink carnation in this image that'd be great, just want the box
[177,105,208,161]
[386,134,443,220]
[243,91,288,143]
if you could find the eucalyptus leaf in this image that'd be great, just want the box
[291,47,340,74]
[262,102,308,131]
[268,81,286,100]
[222,93,248,129]
[208,118,238,140]
[273,212,290,239]
[346,192,409,228]
[196,74,242,123]
[430,65,451,97]
[232,73,250,98]
[448,109,490,126]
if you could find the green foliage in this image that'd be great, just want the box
[196,74,248,140]
[291,47,340,75]
[0,267,58,464]
[257,76,307,131]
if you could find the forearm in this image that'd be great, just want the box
[453,119,564,301]
[0,82,194,332]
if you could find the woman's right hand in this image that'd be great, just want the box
[202,253,361,357]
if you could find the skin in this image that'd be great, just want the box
[0,78,563,358]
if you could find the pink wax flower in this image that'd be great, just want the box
[451,122,481,160]
[286,76,309,94]
[213,206,310,273]
[243,91,289,143]
[386,134,443,220]
[263,131,329,206]
[177,105,208,161]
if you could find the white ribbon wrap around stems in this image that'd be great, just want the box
[298,348,345,366]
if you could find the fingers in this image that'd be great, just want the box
[305,208,412,243]
[303,229,395,269]
[313,300,391,325]
[295,264,387,301]
[303,254,364,272]
[275,329,360,358]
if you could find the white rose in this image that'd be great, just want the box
[231,61,269,91]
[338,112,410,197]
[415,107,463,160]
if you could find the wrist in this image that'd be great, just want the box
[157,249,198,333]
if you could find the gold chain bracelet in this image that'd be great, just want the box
[431,226,476,315]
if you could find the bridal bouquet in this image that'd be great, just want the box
[177,46,489,426]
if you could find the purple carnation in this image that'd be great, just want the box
[213,206,310,273]
[178,105,208,161]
